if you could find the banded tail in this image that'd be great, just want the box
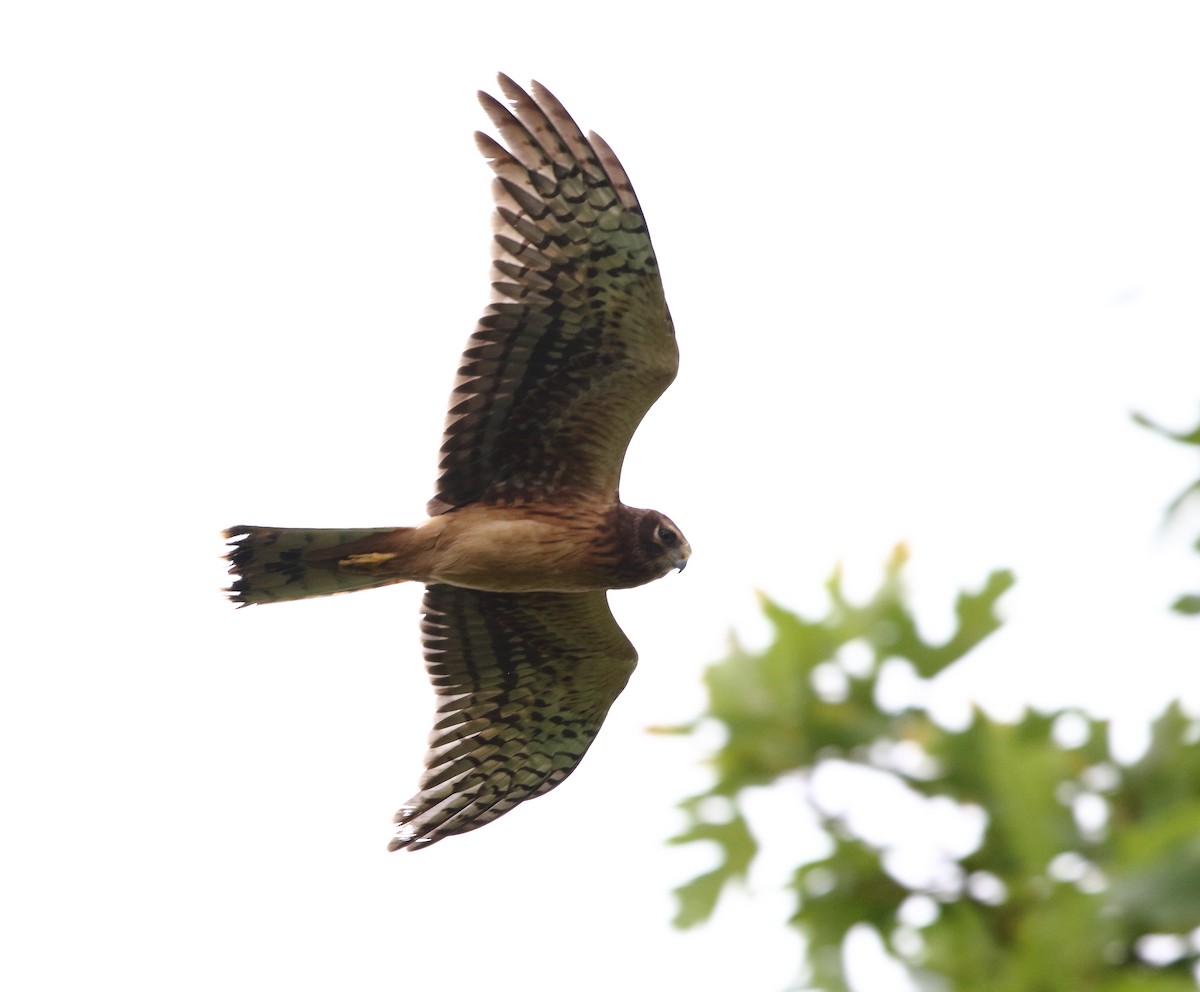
[223,525,414,606]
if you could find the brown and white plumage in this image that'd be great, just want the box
[392,587,636,850]
[431,74,677,513]
[224,75,687,850]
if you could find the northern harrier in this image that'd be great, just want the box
[224,74,688,851]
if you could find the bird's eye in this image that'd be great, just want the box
[656,526,678,547]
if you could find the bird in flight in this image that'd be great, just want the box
[224,74,688,851]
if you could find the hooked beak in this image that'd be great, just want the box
[673,542,691,573]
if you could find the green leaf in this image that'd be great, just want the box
[668,810,757,929]
[1135,412,1200,613]
[1132,410,1200,447]
[1171,594,1200,616]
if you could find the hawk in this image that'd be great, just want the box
[224,74,688,851]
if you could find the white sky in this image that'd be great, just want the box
[4,3,1200,991]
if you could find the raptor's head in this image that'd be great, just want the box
[637,509,691,579]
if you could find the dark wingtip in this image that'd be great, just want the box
[386,803,440,852]
[494,71,522,100]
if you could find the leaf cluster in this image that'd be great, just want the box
[667,547,1200,991]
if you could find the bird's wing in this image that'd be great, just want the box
[428,73,677,515]
[390,585,637,850]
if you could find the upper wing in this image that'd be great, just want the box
[390,585,637,850]
[428,74,677,515]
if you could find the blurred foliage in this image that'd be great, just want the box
[1135,410,1200,615]
[666,546,1200,991]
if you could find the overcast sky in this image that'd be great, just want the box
[4,3,1200,990]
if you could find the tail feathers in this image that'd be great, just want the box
[223,525,414,606]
